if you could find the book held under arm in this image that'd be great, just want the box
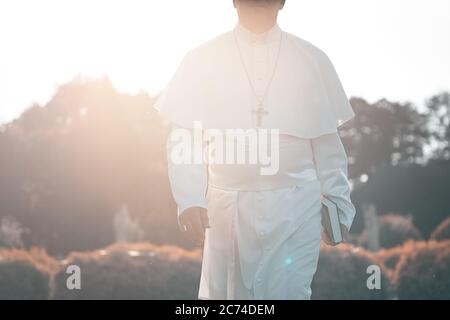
[321,195,343,245]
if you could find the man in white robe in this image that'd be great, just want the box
[154,0,356,300]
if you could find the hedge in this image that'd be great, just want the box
[430,216,450,241]
[358,214,423,250]
[394,240,450,299]
[312,244,394,299]
[53,242,202,299]
[0,248,57,299]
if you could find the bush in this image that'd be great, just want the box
[0,248,57,299]
[430,216,450,241]
[358,214,423,250]
[394,240,450,299]
[311,244,394,300]
[53,242,202,299]
[376,245,406,272]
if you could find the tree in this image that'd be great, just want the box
[426,92,450,160]
[341,97,430,181]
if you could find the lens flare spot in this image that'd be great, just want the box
[285,256,293,265]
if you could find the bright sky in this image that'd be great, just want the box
[1,0,449,124]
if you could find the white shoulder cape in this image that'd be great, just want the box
[153,31,355,139]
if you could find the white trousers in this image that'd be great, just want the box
[198,179,323,300]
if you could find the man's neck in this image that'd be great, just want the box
[238,19,277,34]
[234,0,281,34]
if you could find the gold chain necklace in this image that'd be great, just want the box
[232,27,283,127]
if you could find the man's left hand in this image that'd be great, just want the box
[321,224,350,246]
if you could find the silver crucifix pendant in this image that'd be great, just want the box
[252,104,269,127]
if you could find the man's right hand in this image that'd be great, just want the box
[179,207,210,245]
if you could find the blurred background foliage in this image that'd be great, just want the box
[0,78,449,299]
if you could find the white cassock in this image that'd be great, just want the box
[154,22,356,300]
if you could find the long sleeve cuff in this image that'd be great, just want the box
[177,202,208,218]
[311,132,356,231]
